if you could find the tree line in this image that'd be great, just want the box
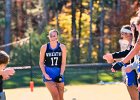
[0,0,139,66]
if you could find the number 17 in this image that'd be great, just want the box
[51,57,58,66]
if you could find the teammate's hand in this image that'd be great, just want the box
[112,62,124,71]
[103,53,114,63]
[44,74,52,80]
[54,75,63,83]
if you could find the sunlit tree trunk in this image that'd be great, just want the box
[116,0,120,15]
[26,0,33,32]
[26,0,33,81]
[38,0,49,34]
[0,0,5,46]
[16,0,24,38]
[98,0,105,62]
[88,0,93,62]
[4,0,11,53]
[71,0,77,63]
[77,0,83,63]
[55,0,59,30]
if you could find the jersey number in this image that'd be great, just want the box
[51,57,58,66]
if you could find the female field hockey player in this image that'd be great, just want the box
[103,25,138,100]
[112,16,140,100]
[39,29,66,100]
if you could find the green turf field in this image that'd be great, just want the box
[3,66,122,89]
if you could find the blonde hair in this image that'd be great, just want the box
[134,16,140,25]
[48,29,59,36]
[130,17,138,25]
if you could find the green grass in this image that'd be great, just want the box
[98,72,122,82]
[3,67,122,89]
[64,68,122,85]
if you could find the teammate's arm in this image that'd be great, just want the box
[60,44,66,76]
[103,47,132,64]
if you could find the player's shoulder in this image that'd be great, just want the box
[59,43,66,49]
[41,44,47,50]
[59,43,66,52]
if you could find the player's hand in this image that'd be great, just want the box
[124,67,132,73]
[111,68,116,72]
[1,68,15,80]
[1,71,10,80]
[4,68,15,76]
[103,53,114,63]
[112,62,124,71]
[54,75,63,83]
[44,74,52,80]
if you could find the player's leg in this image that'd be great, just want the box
[45,82,60,100]
[125,70,138,100]
[139,92,140,100]
[127,86,138,100]
[56,82,64,100]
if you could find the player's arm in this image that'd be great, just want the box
[103,46,132,63]
[60,44,67,76]
[39,45,51,80]
[137,73,140,91]
[122,38,140,64]
[112,38,140,70]
[112,45,132,58]
[39,45,46,75]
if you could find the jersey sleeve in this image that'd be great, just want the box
[112,45,133,59]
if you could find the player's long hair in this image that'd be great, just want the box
[133,24,139,43]
[130,17,139,44]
